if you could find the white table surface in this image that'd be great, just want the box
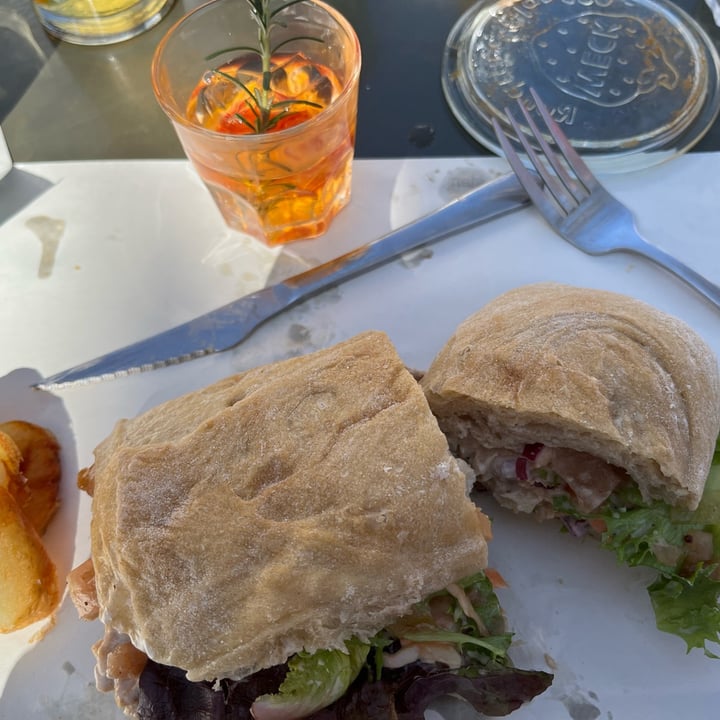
[1,153,719,719]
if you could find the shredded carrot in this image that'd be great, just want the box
[485,567,508,588]
[588,518,607,534]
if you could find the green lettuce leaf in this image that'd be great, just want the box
[454,571,509,639]
[649,566,720,658]
[600,505,720,654]
[600,502,696,573]
[251,638,369,719]
[684,437,720,525]
[252,572,520,719]
[559,436,720,655]
[396,571,513,669]
[400,629,512,662]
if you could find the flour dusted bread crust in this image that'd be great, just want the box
[421,283,720,511]
[89,331,488,683]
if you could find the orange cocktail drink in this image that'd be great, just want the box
[152,0,361,246]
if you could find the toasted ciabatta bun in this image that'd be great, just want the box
[421,283,720,513]
[87,331,489,683]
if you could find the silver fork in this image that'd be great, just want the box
[492,89,720,311]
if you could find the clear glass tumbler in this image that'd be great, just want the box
[152,0,361,246]
[32,0,176,45]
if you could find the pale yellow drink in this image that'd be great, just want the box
[33,0,175,45]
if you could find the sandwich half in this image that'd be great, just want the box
[421,283,720,655]
[69,330,551,718]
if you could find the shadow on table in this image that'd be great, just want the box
[0,3,57,124]
[0,166,53,226]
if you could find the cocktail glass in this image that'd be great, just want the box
[151,0,361,246]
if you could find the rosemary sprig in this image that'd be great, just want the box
[205,0,325,133]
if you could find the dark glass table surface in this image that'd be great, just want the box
[1,0,719,163]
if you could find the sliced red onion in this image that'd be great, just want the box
[521,443,545,461]
[515,457,528,482]
[561,516,590,538]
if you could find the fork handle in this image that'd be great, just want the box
[624,234,720,311]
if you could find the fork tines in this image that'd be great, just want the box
[492,89,598,219]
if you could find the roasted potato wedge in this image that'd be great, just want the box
[0,430,22,495]
[0,484,59,633]
[0,421,61,535]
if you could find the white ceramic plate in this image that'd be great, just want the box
[1,155,719,718]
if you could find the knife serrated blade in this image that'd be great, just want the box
[37,172,529,390]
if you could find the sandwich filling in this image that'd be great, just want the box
[459,439,628,519]
[133,571,553,719]
[69,561,553,718]
[454,434,720,656]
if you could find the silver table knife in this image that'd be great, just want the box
[37,172,529,389]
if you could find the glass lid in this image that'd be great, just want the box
[442,0,720,172]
